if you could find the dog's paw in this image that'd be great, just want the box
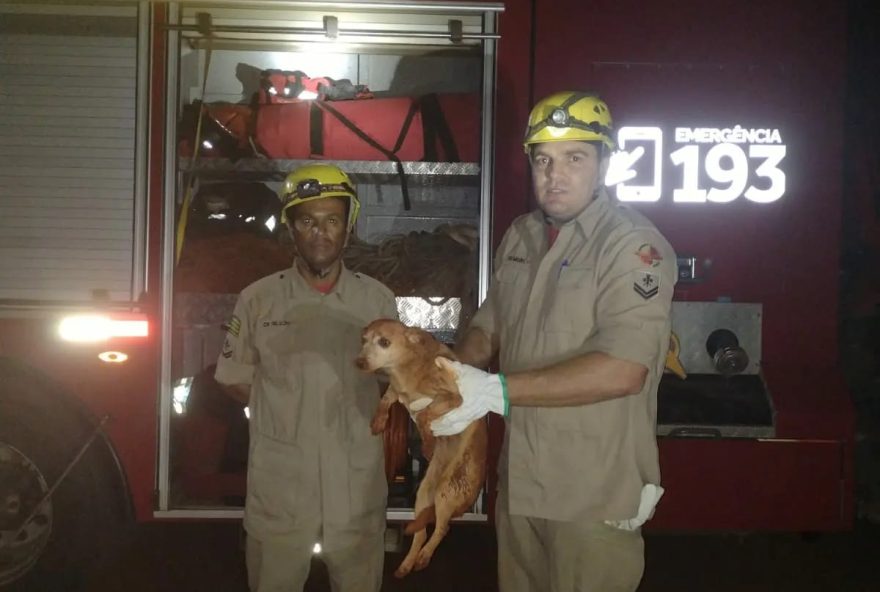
[394,563,412,579]
[414,549,433,572]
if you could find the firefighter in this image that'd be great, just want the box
[214,164,397,592]
[430,91,677,591]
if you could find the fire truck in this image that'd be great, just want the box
[0,0,854,588]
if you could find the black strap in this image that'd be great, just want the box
[315,100,412,211]
[309,102,324,156]
[420,93,460,162]
[393,99,420,154]
[528,92,612,139]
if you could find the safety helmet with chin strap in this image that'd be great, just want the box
[523,91,615,153]
[279,164,360,230]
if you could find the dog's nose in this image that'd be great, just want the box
[355,357,367,370]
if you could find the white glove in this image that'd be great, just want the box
[430,359,508,437]
[604,484,665,531]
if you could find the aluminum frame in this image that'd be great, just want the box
[156,0,501,519]
[174,1,503,13]
[157,2,182,513]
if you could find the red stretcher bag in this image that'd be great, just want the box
[311,97,425,161]
[254,101,312,159]
[255,94,480,163]
[424,93,481,163]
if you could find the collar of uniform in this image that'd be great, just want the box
[333,263,356,302]
[289,258,355,302]
[570,187,611,240]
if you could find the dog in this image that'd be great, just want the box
[355,318,487,578]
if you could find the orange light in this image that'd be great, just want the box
[59,314,149,343]
[98,351,129,364]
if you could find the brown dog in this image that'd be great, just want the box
[356,319,487,578]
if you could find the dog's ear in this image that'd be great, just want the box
[405,328,424,345]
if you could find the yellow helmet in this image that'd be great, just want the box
[523,91,615,153]
[279,163,360,230]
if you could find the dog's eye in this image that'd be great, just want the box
[378,337,391,348]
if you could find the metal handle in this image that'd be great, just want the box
[164,23,499,40]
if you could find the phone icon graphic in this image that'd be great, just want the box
[614,126,663,202]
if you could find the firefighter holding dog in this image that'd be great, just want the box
[432,91,677,591]
[214,164,397,592]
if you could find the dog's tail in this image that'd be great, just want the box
[405,505,436,534]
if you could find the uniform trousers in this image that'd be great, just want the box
[496,487,645,592]
[246,526,384,592]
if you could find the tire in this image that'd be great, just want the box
[0,366,131,591]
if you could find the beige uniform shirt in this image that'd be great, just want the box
[471,189,676,523]
[215,263,398,547]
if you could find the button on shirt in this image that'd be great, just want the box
[215,264,398,546]
[470,190,677,522]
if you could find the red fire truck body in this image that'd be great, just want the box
[490,0,853,532]
[0,0,853,586]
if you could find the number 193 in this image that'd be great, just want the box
[670,143,786,204]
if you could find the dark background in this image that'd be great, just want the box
[841,0,880,528]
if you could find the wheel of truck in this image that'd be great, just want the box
[0,440,52,586]
[0,373,131,590]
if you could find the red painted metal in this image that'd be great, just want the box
[650,438,847,531]
[486,0,855,530]
[529,0,845,372]
[0,320,158,521]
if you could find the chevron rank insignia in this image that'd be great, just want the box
[224,315,241,337]
[633,270,660,299]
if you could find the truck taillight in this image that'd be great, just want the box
[58,314,149,343]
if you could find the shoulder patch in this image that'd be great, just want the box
[221,337,234,358]
[636,243,663,267]
[633,270,660,299]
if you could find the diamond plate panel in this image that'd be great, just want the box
[396,297,461,331]
[671,302,762,375]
